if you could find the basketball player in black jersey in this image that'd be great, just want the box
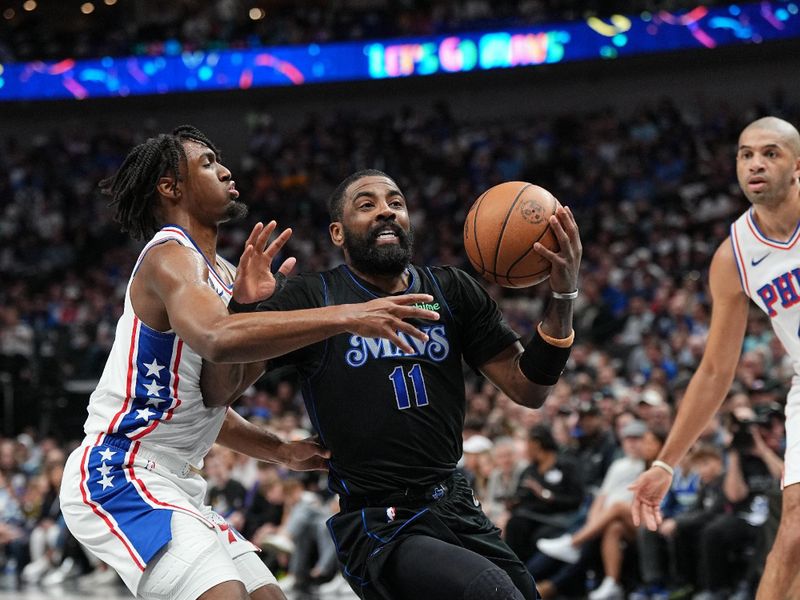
[204,170,581,600]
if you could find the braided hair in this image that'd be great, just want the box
[100,125,220,240]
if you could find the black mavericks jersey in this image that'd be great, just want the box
[259,264,519,497]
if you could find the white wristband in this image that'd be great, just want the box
[551,289,578,300]
[652,460,674,478]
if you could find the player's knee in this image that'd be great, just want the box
[463,566,524,600]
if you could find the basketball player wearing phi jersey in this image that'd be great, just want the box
[59,130,439,600]
[205,170,582,600]
[630,117,800,599]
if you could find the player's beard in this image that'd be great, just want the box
[343,221,414,277]
[224,200,248,222]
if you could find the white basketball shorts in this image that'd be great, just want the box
[60,433,276,598]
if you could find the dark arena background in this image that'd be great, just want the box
[2,1,800,599]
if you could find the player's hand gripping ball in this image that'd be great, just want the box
[463,181,560,288]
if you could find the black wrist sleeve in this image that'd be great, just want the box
[228,298,261,313]
[518,328,572,385]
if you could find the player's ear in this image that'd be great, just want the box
[157,176,181,202]
[330,222,344,248]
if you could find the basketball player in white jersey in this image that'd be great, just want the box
[630,117,800,599]
[59,126,440,600]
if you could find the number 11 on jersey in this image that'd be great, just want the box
[389,363,429,410]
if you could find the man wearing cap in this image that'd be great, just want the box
[570,402,618,492]
[505,426,584,563]
[460,435,494,501]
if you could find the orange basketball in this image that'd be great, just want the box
[463,181,560,288]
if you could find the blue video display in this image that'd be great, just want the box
[0,1,798,102]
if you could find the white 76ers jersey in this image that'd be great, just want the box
[731,208,800,375]
[83,225,235,465]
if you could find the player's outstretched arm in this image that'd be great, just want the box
[479,205,581,409]
[630,238,750,531]
[216,408,330,471]
[138,243,440,363]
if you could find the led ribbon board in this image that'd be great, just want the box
[0,1,798,101]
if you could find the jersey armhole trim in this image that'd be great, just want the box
[130,238,183,279]
[425,267,455,321]
[730,223,751,297]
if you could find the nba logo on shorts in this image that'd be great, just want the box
[386,507,396,522]
[146,460,156,471]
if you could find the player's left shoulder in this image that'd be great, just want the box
[422,264,473,289]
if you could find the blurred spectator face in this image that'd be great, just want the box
[525,438,544,464]
[637,388,664,422]
[492,439,519,474]
[204,452,229,487]
[257,463,280,487]
[692,454,723,483]
[737,350,766,384]
[463,451,484,474]
[520,407,546,431]
[646,403,672,431]
[468,394,491,418]
[621,433,644,459]
[577,405,604,436]
[597,394,616,421]
[0,440,17,473]
[725,392,752,415]
[614,412,636,441]
[640,431,664,462]
[463,435,493,474]
[265,481,284,505]
[758,416,785,454]
[282,479,304,505]
[44,461,64,489]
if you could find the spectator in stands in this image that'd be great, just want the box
[460,434,494,502]
[668,445,726,597]
[568,401,618,493]
[206,446,248,531]
[631,452,700,598]
[483,436,527,527]
[19,450,65,584]
[242,462,284,541]
[505,425,584,563]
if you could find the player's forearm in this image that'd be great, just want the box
[512,296,574,406]
[201,306,350,363]
[722,450,749,502]
[657,367,734,466]
[758,447,785,481]
[507,375,551,409]
[217,409,287,463]
[539,297,574,339]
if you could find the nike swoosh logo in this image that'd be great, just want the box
[751,253,770,266]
